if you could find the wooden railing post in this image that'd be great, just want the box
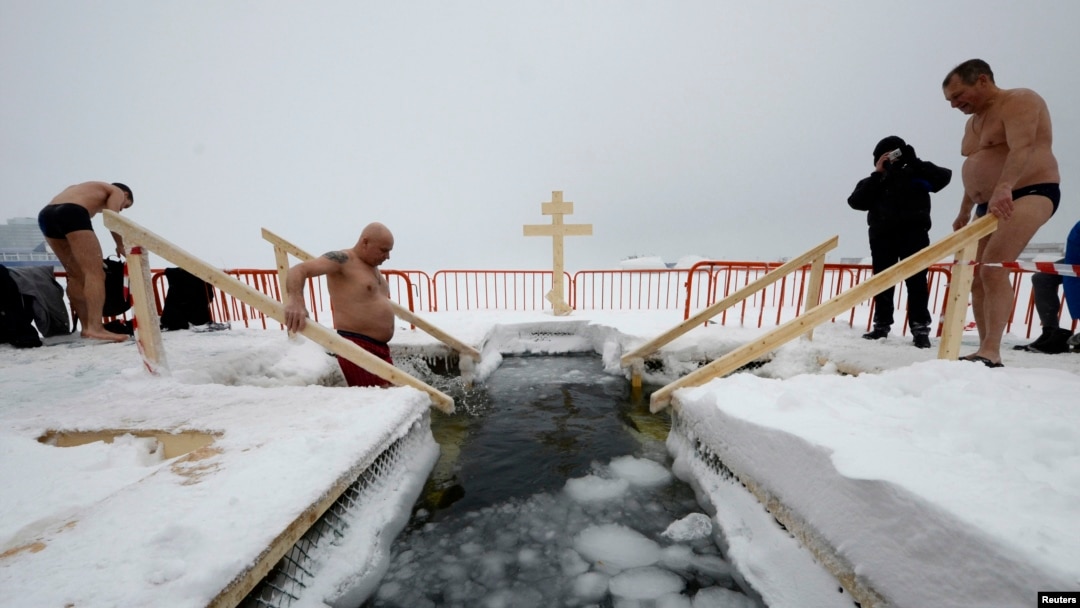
[272,245,293,337]
[803,252,827,341]
[126,245,168,374]
[937,240,981,360]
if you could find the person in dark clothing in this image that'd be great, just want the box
[848,136,953,348]
[1016,218,1079,353]
[1014,261,1073,353]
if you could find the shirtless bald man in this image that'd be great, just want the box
[284,222,396,387]
[944,59,1060,367]
[38,181,134,343]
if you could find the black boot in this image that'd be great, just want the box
[910,322,932,349]
[862,327,890,340]
[1030,328,1073,354]
[1014,327,1056,352]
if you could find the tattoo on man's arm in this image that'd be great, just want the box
[323,251,348,264]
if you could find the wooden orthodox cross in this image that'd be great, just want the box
[523,191,593,315]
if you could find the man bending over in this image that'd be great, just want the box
[38,181,134,343]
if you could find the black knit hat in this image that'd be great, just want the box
[873,136,906,160]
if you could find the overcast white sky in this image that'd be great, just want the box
[2,1,1078,270]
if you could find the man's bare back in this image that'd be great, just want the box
[49,182,132,217]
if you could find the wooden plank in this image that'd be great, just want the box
[260,228,481,362]
[803,251,827,341]
[104,212,454,412]
[126,245,168,374]
[937,240,980,360]
[523,224,594,237]
[649,215,998,412]
[272,245,292,337]
[541,201,575,215]
[620,236,838,367]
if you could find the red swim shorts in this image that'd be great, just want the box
[336,330,393,388]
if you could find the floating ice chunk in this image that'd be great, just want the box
[571,571,609,602]
[662,512,714,542]
[437,560,468,581]
[559,548,590,576]
[610,566,686,600]
[659,543,695,572]
[475,552,509,587]
[574,524,661,571]
[689,553,734,586]
[564,474,630,502]
[375,580,402,600]
[692,586,757,608]
[481,587,543,608]
[517,547,542,568]
[609,455,673,487]
[460,541,484,556]
[658,592,694,608]
[479,588,514,608]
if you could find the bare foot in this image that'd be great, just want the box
[81,328,131,343]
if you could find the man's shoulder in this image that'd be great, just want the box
[320,249,352,265]
[1001,87,1047,108]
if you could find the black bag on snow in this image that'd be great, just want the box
[159,267,214,330]
[6,265,70,337]
[102,257,132,317]
[0,265,43,348]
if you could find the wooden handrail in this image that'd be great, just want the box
[649,215,998,412]
[260,228,481,364]
[103,211,454,413]
[620,236,838,386]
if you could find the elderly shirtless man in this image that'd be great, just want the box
[284,222,396,387]
[37,181,134,343]
[944,59,1060,367]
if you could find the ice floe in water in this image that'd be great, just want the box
[575,523,662,571]
[564,474,630,502]
[663,512,715,543]
[610,454,674,487]
[369,454,759,607]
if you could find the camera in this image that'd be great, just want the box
[886,148,902,162]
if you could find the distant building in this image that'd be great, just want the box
[0,217,60,267]
[1021,242,1064,261]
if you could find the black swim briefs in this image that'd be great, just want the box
[37,203,93,238]
[975,183,1061,218]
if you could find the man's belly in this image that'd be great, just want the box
[961,152,1006,203]
[963,146,1059,203]
[331,302,396,342]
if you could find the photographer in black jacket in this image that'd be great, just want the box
[848,136,953,348]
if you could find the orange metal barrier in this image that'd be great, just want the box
[145,269,423,329]
[682,261,960,335]
[431,270,566,311]
[54,263,1074,337]
[571,269,691,310]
